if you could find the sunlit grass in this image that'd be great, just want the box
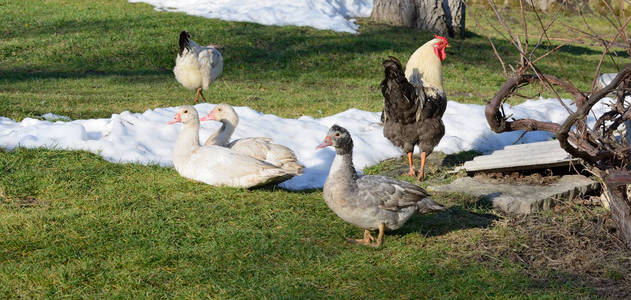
[0,0,629,298]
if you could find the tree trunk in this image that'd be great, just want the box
[600,170,631,249]
[371,0,466,38]
[370,0,417,27]
[415,0,449,36]
[443,0,466,38]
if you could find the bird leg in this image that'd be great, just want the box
[347,229,374,245]
[194,88,202,103]
[199,89,207,103]
[416,152,427,181]
[194,88,208,103]
[405,152,416,176]
[372,223,385,248]
[347,224,385,248]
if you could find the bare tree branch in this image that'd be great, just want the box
[479,0,631,250]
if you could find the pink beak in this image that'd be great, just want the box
[200,110,216,122]
[168,113,182,125]
[316,136,332,150]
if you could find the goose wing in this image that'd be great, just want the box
[356,175,430,211]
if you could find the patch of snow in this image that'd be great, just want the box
[598,73,617,88]
[0,99,610,190]
[128,0,373,33]
[41,113,71,121]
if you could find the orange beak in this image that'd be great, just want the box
[168,112,182,125]
[316,136,333,150]
[200,110,216,122]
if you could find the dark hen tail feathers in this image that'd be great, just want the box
[382,56,405,79]
[178,31,191,56]
[417,198,447,214]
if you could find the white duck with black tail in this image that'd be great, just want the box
[317,124,446,248]
[173,31,223,103]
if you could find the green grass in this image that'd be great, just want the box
[1,1,627,120]
[0,148,595,298]
[1,0,630,298]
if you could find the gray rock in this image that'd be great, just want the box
[428,175,600,214]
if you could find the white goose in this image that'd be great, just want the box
[174,31,223,103]
[168,106,297,188]
[200,103,304,174]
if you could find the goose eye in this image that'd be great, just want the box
[183,110,188,114]
[218,108,222,112]
[335,133,340,137]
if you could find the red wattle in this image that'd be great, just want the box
[434,45,446,61]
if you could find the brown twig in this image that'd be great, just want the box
[483,1,631,170]
[469,6,508,77]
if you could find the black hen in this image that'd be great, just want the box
[380,56,445,180]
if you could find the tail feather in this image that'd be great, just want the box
[178,31,191,56]
[281,161,304,175]
[266,144,304,175]
[381,55,421,123]
[382,56,405,80]
[417,197,446,214]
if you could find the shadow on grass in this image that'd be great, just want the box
[0,69,172,83]
[441,150,482,167]
[3,7,623,85]
[252,184,322,194]
[392,205,499,238]
[464,30,629,57]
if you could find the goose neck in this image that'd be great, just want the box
[174,121,201,160]
[208,119,236,146]
[329,152,358,181]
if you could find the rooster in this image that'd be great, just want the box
[174,31,223,103]
[381,35,449,181]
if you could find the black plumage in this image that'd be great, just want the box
[178,31,191,56]
[380,57,420,125]
[380,56,446,178]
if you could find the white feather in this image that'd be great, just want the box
[404,38,443,96]
[173,37,223,92]
[171,106,295,188]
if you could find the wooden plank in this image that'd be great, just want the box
[463,140,577,172]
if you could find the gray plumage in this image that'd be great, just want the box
[321,125,446,234]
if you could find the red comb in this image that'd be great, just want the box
[434,35,448,44]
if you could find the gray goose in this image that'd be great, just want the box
[317,125,446,248]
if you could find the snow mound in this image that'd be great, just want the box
[128,0,373,33]
[0,99,610,190]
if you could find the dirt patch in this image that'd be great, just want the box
[1,194,47,208]
[454,198,631,298]
[474,171,561,185]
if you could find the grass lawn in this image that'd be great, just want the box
[1,0,630,298]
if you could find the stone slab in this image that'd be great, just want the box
[462,140,578,173]
[428,175,600,214]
